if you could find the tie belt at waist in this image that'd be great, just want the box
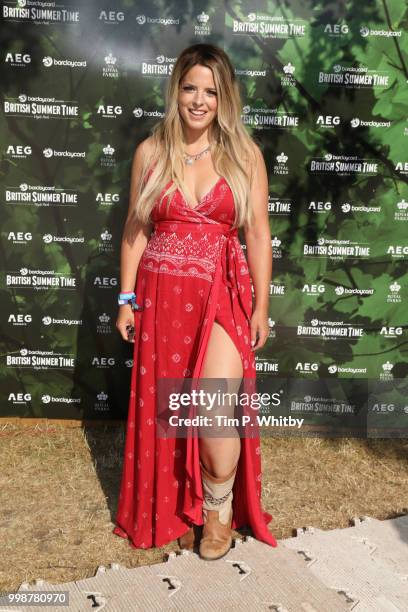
[153,220,239,289]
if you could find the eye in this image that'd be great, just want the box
[181,85,217,95]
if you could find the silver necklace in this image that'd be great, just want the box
[183,144,210,165]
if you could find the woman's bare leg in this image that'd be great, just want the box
[198,321,243,478]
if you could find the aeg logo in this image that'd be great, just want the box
[97,105,123,116]
[8,393,31,403]
[96,193,119,204]
[302,284,325,294]
[295,362,319,372]
[8,314,32,325]
[316,115,341,127]
[323,24,349,35]
[8,231,32,243]
[308,200,332,211]
[99,10,125,22]
[6,145,32,157]
[380,326,403,337]
[5,52,31,64]
[94,276,117,287]
[92,357,116,367]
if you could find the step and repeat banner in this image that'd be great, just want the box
[1,0,407,434]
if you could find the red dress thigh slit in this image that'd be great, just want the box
[113,172,278,549]
[213,281,245,367]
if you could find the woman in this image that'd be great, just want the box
[113,43,277,560]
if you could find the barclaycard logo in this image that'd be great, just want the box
[42,233,85,244]
[360,25,401,37]
[42,394,81,403]
[42,56,87,68]
[42,147,86,158]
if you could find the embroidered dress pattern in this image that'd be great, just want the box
[113,170,278,549]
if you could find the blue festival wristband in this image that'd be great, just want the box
[119,291,135,300]
[118,292,143,311]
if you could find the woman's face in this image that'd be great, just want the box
[178,64,218,132]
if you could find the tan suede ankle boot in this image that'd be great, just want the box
[178,524,201,551]
[178,526,194,550]
[199,461,238,561]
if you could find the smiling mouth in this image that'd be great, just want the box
[189,109,207,116]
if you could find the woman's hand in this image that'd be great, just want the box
[250,307,269,351]
[116,304,135,343]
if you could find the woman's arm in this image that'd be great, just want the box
[116,139,153,342]
[243,143,272,351]
[120,140,153,292]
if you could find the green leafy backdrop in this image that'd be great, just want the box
[1,1,407,434]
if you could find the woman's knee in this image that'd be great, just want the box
[201,321,243,380]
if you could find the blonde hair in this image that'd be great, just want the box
[133,43,258,229]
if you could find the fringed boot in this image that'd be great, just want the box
[199,460,238,561]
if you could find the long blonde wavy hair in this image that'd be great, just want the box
[133,43,258,229]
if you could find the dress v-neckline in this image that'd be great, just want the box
[176,176,225,211]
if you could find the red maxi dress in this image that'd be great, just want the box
[113,171,278,549]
